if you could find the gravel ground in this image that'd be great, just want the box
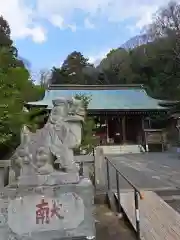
[95,204,136,240]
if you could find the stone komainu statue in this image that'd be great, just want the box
[10,97,85,184]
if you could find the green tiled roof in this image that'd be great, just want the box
[27,87,166,110]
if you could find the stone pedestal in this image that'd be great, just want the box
[0,178,95,240]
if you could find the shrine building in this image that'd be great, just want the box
[25,84,168,149]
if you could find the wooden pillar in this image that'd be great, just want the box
[141,117,144,130]
[144,131,149,152]
[106,114,109,144]
[148,117,151,129]
[122,116,126,144]
[141,117,145,145]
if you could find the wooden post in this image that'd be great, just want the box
[106,115,109,144]
[122,116,126,144]
[141,117,145,145]
[141,117,144,130]
[161,131,165,152]
[145,131,149,152]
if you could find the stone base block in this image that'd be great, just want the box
[0,178,95,240]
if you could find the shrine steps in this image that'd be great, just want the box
[97,144,144,155]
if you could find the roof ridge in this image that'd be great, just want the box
[48,84,144,90]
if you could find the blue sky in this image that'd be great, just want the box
[15,19,136,70]
[0,0,174,77]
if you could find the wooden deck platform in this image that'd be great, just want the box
[115,191,180,240]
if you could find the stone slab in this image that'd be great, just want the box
[0,178,95,240]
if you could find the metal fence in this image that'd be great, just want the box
[105,156,144,240]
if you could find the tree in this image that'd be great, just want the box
[146,1,180,67]
[74,94,97,154]
[147,1,180,39]
[143,1,180,99]
[99,48,138,84]
[127,38,180,99]
[0,16,44,157]
[51,51,94,84]
[0,15,17,57]
[61,51,91,72]
[18,56,31,69]
[0,48,44,155]
[0,16,11,45]
[0,52,27,147]
[50,67,70,84]
[39,69,51,88]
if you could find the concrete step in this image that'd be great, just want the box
[165,199,180,214]
[156,189,180,201]
[155,189,180,214]
[120,145,141,154]
[101,146,121,155]
[95,145,145,155]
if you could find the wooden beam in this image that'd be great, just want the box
[48,84,143,90]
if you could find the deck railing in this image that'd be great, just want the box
[105,156,144,240]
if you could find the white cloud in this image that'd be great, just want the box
[0,0,179,42]
[84,18,95,29]
[36,0,180,31]
[89,49,111,66]
[50,15,64,28]
[0,0,46,43]
[68,24,77,32]
[27,26,46,43]
[49,14,77,32]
